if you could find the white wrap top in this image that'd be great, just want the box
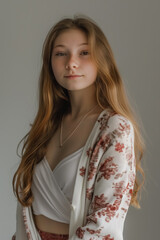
[31,146,84,224]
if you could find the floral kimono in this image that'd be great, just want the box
[12,108,136,240]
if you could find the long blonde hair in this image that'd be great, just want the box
[12,15,145,209]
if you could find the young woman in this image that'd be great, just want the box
[12,16,145,240]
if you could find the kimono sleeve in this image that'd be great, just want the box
[13,201,28,240]
[75,115,136,240]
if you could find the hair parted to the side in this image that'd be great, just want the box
[12,15,145,209]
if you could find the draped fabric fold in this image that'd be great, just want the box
[31,158,72,223]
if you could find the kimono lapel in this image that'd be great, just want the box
[69,109,109,239]
[15,201,41,240]
[22,206,41,240]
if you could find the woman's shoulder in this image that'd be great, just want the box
[97,108,134,135]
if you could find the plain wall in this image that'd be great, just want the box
[0,0,160,239]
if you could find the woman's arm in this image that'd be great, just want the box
[74,115,136,239]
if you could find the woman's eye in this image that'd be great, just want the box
[54,51,89,57]
[80,51,89,56]
[55,52,66,56]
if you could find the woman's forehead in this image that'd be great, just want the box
[53,29,88,48]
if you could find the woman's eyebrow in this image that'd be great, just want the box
[54,43,88,49]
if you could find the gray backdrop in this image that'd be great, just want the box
[0,0,159,239]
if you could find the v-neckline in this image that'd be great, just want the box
[44,108,109,174]
[44,146,84,173]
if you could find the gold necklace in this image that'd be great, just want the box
[59,104,98,147]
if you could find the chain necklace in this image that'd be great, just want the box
[59,104,98,147]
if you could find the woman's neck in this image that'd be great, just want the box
[68,84,98,120]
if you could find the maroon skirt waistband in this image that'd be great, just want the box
[37,228,69,240]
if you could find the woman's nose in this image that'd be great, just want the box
[66,55,79,69]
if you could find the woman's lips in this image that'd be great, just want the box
[64,75,83,78]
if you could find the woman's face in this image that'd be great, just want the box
[51,28,97,91]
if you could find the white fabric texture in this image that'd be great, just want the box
[31,147,84,223]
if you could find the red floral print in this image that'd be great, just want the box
[22,207,32,240]
[114,170,127,179]
[97,134,112,151]
[118,121,131,136]
[79,166,86,177]
[96,194,122,223]
[86,214,98,224]
[86,227,102,234]
[98,111,116,131]
[98,113,110,131]
[87,144,101,181]
[76,227,85,239]
[115,142,125,153]
[91,194,108,211]
[86,186,94,200]
[88,161,97,181]
[113,180,126,195]
[102,234,114,240]
[97,156,118,182]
